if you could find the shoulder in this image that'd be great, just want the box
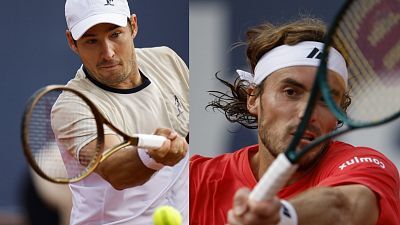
[65,67,96,92]
[190,145,257,181]
[190,153,234,177]
[137,46,175,54]
[136,46,188,84]
[321,142,400,224]
[136,46,185,64]
[190,147,246,168]
[325,141,398,172]
[319,141,399,196]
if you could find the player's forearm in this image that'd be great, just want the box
[78,131,187,190]
[290,187,352,225]
[96,146,156,190]
[290,185,378,225]
[77,135,157,190]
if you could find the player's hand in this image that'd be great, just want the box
[227,188,281,225]
[146,128,188,166]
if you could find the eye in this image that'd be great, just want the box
[283,88,297,97]
[318,95,329,107]
[85,39,97,45]
[111,31,122,38]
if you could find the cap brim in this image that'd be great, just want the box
[70,13,128,40]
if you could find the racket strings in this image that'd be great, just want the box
[331,0,400,123]
[27,89,101,182]
[28,91,70,179]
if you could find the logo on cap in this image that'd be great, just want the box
[105,0,114,6]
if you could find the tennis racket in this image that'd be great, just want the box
[250,0,400,201]
[21,85,166,184]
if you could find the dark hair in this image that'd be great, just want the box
[207,18,351,129]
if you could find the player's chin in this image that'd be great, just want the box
[98,72,127,86]
[99,70,122,79]
[98,65,124,75]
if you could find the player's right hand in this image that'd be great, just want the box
[146,128,188,166]
[227,187,281,225]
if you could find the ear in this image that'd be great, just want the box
[66,30,79,55]
[247,86,259,116]
[129,14,138,38]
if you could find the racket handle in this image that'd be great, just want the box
[249,153,298,201]
[137,134,167,149]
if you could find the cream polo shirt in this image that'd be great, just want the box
[51,46,189,225]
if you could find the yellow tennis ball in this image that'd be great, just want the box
[153,205,182,225]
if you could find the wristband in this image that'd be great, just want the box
[137,148,164,171]
[279,200,298,225]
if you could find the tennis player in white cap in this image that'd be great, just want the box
[51,0,189,224]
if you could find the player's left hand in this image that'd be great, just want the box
[227,187,281,225]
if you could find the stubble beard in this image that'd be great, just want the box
[258,115,288,159]
[259,123,328,170]
[255,93,330,171]
[95,49,136,87]
[257,103,327,169]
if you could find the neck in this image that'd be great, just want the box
[83,66,142,90]
[115,68,142,89]
[250,140,319,186]
[250,142,275,181]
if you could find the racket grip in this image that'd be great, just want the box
[137,134,167,149]
[249,153,298,201]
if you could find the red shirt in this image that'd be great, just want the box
[190,141,400,225]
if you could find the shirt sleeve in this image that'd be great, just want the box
[51,91,117,161]
[317,148,400,225]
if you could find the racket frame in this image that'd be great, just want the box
[318,1,400,129]
[22,85,160,183]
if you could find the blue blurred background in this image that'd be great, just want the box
[0,0,187,224]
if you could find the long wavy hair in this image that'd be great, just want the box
[207,18,351,129]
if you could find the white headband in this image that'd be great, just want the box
[237,41,348,88]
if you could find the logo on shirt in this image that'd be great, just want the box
[338,156,385,170]
[105,0,114,6]
[174,95,183,118]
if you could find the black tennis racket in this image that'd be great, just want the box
[250,0,400,201]
[21,85,166,184]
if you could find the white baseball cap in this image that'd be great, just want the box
[65,0,131,40]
